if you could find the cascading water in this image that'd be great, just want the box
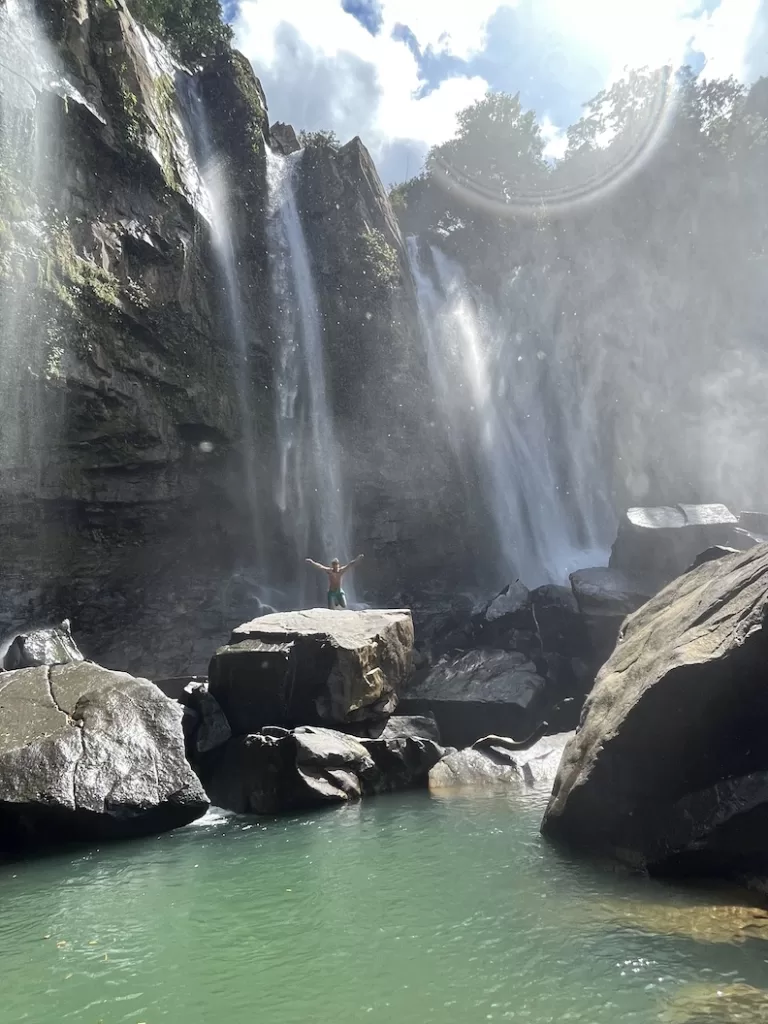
[177,77,264,559]
[408,237,612,587]
[265,147,351,601]
[0,0,58,495]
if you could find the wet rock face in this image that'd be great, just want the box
[542,543,768,885]
[0,661,209,848]
[208,609,414,732]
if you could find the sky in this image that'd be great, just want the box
[230,0,767,184]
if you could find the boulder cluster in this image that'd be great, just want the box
[3,501,768,899]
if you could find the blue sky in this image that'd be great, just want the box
[231,0,767,184]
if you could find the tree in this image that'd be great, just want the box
[130,0,233,66]
[298,129,341,151]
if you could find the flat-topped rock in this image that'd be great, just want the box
[399,649,546,748]
[232,607,412,645]
[210,608,414,732]
[0,663,208,848]
[610,503,739,589]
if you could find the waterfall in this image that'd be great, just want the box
[408,237,611,587]
[0,0,61,496]
[265,148,351,601]
[178,78,264,558]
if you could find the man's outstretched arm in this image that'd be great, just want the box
[305,558,330,571]
[340,554,364,573]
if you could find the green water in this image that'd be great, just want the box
[1,791,767,1024]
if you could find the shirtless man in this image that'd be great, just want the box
[305,554,364,609]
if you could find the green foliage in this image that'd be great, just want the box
[129,0,232,65]
[299,129,341,151]
[359,229,399,290]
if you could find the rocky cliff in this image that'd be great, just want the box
[0,0,470,677]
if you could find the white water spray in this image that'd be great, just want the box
[0,0,60,494]
[266,148,351,599]
[178,78,264,555]
[408,237,611,586]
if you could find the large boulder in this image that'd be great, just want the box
[208,609,414,733]
[202,723,443,814]
[430,732,572,790]
[542,543,768,884]
[399,649,547,748]
[3,620,84,671]
[609,503,739,589]
[0,663,209,848]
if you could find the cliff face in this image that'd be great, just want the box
[0,0,472,674]
[0,0,277,672]
[296,138,490,598]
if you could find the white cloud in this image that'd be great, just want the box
[691,0,763,80]
[233,0,491,180]
[233,0,765,183]
[540,115,568,161]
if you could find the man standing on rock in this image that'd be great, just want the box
[305,555,364,609]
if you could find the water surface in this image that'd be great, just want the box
[1,790,766,1023]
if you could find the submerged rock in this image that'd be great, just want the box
[399,649,547,749]
[610,503,739,589]
[202,723,442,814]
[429,732,572,790]
[3,620,84,671]
[0,663,209,847]
[595,898,768,946]
[209,609,414,732]
[660,983,768,1023]
[542,544,768,882]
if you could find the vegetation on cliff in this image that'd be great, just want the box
[130,0,232,64]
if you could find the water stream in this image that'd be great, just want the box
[178,77,265,561]
[0,0,58,496]
[266,147,352,602]
[408,238,611,587]
[2,790,765,1023]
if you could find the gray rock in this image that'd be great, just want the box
[399,649,547,749]
[542,543,768,881]
[379,714,441,743]
[181,681,231,755]
[430,733,572,790]
[210,609,414,732]
[203,723,441,814]
[569,566,655,664]
[3,620,84,671]
[269,121,301,155]
[610,503,738,590]
[0,662,209,848]
[472,582,539,655]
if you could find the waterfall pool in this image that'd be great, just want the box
[1,789,766,1023]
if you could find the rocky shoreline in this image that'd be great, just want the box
[2,501,768,909]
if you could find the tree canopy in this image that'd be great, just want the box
[130,0,233,66]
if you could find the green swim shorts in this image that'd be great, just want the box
[327,588,347,609]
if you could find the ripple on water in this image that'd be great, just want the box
[2,790,768,1024]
